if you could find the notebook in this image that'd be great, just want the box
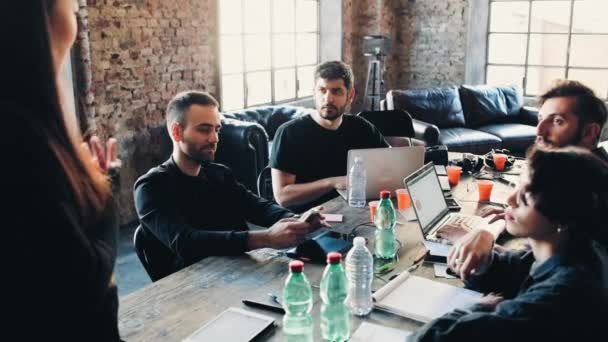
[372,271,481,323]
[337,146,425,200]
[404,163,504,257]
[183,307,276,342]
[351,322,411,341]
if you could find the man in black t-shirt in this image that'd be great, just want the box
[134,91,326,274]
[270,61,388,212]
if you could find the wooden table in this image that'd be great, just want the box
[119,160,523,341]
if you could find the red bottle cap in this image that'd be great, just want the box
[289,260,304,273]
[380,190,391,199]
[327,252,342,264]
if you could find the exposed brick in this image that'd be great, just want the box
[343,0,467,112]
[84,0,219,224]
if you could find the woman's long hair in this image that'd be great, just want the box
[527,146,608,245]
[0,1,110,223]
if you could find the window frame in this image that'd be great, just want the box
[466,0,608,101]
[217,0,322,111]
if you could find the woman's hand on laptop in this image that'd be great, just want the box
[479,207,506,224]
[436,224,470,243]
[447,229,495,281]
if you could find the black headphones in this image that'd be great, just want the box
[453,153,484,174]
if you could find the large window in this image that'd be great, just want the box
[219,0,320,111]
[486,0,608,99]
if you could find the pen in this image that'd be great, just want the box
[242,299,286,314]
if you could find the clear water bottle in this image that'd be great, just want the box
[348,157,366,208]
[282,260,313,342]
[345,237,374,316]
[374,190,397,259]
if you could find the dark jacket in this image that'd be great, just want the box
[409,238,608,342]
[5,104,121,341]
[133,157,293,271]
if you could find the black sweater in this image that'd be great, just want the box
[133,157,292,270]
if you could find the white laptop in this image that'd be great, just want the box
[404,163,504,255]
[338,146,425,200]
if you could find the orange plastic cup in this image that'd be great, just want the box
[493,153,508,171]
[447,166,462,186]
[478,180,494,202]
[369,200,379,221]
[395,189,411,210]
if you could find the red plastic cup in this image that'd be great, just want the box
[369,200,379,221]
[493,153,508,171]
[478,180,494,202]
[447,166,462,186]
[395,189,411,210]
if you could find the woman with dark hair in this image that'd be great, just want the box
[409,146,608,341]
[2,1,121,340]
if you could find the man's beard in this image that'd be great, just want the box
[318,104,347,121]
[182,141,216,163]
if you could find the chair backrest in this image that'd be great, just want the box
[358,110,416,138]
[223,106,313,140]
[257,166,274,201]
[133,225,177,282]
[385,136,412,147]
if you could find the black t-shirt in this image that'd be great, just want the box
[270,114,388,211]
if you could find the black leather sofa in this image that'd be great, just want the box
[222,105,313,196]
[223,105,313,150]
[385,85,539,155]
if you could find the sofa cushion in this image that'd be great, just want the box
[387,87,466,128]
[439,127,502,155]
[224,105,312,140]
[477,123,536,154]
[459,85,524,127]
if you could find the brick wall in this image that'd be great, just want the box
[343,0,468,113]
[84,0,219,224]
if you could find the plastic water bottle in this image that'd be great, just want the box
[320,252,350,341]
[348,157,366,208]
[374,190,397,259]
[282,260,313,342]
[345,237,374,316]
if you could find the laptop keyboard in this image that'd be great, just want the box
[426,215,484,245]
[444,215,483,230]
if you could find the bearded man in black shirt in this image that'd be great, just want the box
[134,91,326,274]
[270,61,389,212]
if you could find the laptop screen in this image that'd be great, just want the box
[405,163,450,234]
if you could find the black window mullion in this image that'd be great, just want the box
[564,0,576,79]
[522,0,533,95]
[485,1,494,84]
[292,1,298,100]
[270,0,276,104]
[241,0,248,107]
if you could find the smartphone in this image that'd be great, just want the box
[438,176,451,191]
[445,197,461,211]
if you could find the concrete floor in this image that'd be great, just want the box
[116,223,151,297]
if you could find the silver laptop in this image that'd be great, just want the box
[338,146,425,200]
[404,163,502,247]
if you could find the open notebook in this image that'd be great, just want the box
[372,271,482,323]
